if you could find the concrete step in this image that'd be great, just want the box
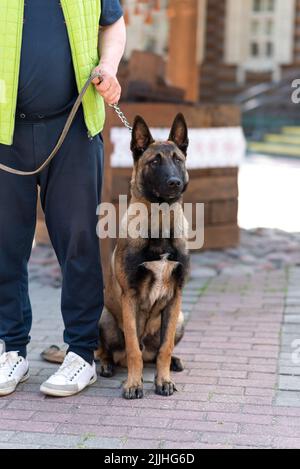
[265,134,300,145]
[248,141,300,157]
[282,127,300,136]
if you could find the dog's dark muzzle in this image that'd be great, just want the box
[161,177,184,199]
[167,177,183,190]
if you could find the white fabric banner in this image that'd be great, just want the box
[110,127,246,169]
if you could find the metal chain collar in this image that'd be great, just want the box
[93,71,133,132]
[109,103,133,132]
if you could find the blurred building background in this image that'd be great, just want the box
[119,0,300,135]
[116,0,300,233]
[121,0,299,97]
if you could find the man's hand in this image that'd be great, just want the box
[92,67,121,105]
[94,16,126,105]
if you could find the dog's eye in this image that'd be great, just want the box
[150,159,159,167]
[173,154,182,164]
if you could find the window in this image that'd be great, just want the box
[251,20,260,35]
[249,0,276,60]
[225,0,296,76]
[253,0,262,12]
[253,0,275,12]
[251,42,260,57]
[266,19,274,36]
[267,0,275,12]
[266,41,274,57]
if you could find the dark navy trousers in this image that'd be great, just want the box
[0,108,104,364]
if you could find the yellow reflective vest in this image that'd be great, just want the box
[0,0,105,145]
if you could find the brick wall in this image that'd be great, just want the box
[200,0,300,103]
[293,0,300,63]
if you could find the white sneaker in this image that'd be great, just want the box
[40,352,97,397]
[0,340,30,396]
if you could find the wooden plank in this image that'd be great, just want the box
[106,103,241,130]
[185,176,239,202]
[166,0,200,102]
[189,168,238,178]
[35,220,50,246]
[112,167,238,181]
[106,207,239,252]
[112,173,131,202]
[35,195,50,246]
[101,116,114,282]
[202,224,240,250]
[128,51,165,86]
[210,200,238,224]
[111,169,239,202]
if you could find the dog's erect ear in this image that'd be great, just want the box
[131,116,155,161]
[168,113,189,156]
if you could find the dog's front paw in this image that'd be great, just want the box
[100,363,114,378]
[123,380,144,400]
[155,378,177,396]
[170,356,184,372]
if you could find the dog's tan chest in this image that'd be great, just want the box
[142,255,178,308]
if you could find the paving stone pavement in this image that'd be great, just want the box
[1,228,300,449]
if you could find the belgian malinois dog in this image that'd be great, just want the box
[42,113,190,399]
[97,113,190,399]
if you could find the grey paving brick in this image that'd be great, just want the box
[0,443,41,449]
[284,316,300,324]
[79,437,123,449]
[280,367,300,376]
[285,307,300,314]
[10,432,82,448]
[0,431,16,443]
[279,376,300,392]
[276,391,300,407]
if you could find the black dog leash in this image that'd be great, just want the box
[0,72,132,176]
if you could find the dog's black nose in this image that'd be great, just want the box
[167,177,182,189]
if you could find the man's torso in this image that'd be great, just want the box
[17,0,77,115]
[17,0,123,116]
